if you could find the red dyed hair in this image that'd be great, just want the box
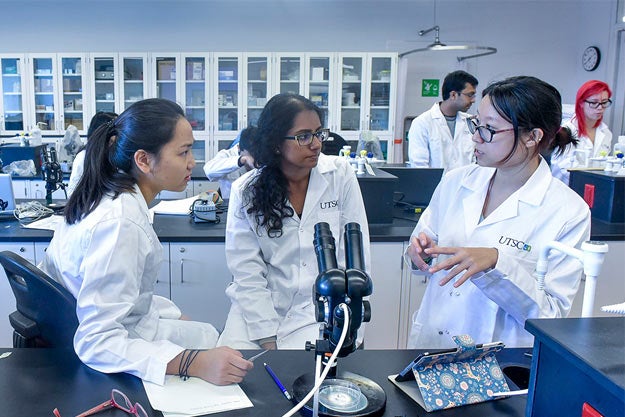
[575,80,612,137]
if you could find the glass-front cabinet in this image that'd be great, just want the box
[244,54,271,128]
[276,54,303,96]
[91,54,117,114]
[0,55,27,134]
[58,55,87,131]
[152,54,178,103]
[366,54,395,134]
[305,54,335,130]
[25,54,88,134]
[119,54,147,111]
[28,55,58,133]
[337,54,365,134]
[212,54,242,151]
[183,55,209,133]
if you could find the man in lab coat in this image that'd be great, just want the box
[408,70,478,171]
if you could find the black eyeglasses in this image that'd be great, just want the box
[460,91,476,99]
[467,116,515,143]
[585,99,612,109]
[284,128,330,146]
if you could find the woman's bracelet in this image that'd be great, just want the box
[178,349,202,380]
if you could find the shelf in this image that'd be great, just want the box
[280,79,299,83]
[62,74,82,77]
[95,80,114,83]
[1,74,20,77]
[157,80,176,83]
[185,80,204,83]
[3,92,22,96]
[35,110,55,113]
[63,110,83,114]
[247,80,267,83]
[3,111,23,114]
[62,91,82,95]
[123,80,143,83]
[185,106,205,109]
[95,99,115,103]
[34,92,54,95]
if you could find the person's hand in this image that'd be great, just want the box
[192,347,253,385]
[424,246,498,287]
[406,233,437,271]
[239,151,255,171]
[260,341,277,350]
[179,314,192,321]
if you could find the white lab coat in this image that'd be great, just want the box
[67,149,85,196]
[408,159,590,349]
[40,185,218,385]
[203,144,248,199]
[218,154,371,349]
[408,103,475,171]
[551,117,613,185]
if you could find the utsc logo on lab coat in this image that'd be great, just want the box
[498,236,532,252]
[319,200,338,209]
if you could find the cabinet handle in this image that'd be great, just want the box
[180,258,185,283]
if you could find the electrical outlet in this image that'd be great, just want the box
[583,184,595,208]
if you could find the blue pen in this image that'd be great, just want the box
[264,362,292,401]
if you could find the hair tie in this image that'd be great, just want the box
[106,120,117,137]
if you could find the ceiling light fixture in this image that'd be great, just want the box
[399,25,497,61]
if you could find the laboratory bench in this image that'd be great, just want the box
[0,200,624,349]
[0,347,533,417]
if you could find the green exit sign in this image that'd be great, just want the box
[422,79,439,97]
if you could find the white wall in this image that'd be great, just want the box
[1,0,618,135]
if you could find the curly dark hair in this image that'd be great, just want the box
[244,93,323,237]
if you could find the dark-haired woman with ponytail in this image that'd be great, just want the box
[405,76,591,349]
[41,98,252,386]
[218,93,370,350]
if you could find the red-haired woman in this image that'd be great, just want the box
[551,80,613,185]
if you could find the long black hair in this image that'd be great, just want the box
[243,93,323,237]
[65,98,185,224]
[483,76,577,162]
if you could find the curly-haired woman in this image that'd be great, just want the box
[218,93,370,350]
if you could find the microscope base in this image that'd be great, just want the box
[293,371,386,417]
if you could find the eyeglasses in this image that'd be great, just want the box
[284,128,330,146]
[585,99,612,109]
[467,116,515,143]
[460,91,476,99]
[73,389,148,417]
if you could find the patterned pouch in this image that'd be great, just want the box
[411,334,509,412]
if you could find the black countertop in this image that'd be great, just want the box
[0,347,532,417]
[1,201,622,244]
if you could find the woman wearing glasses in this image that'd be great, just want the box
[551,80,613,185]
[405,76,590,349]
[218,93,370,349]
[41,99,253,386]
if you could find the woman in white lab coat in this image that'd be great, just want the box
[218,93,370,350]
[551,80,613,185]
[67,111,117,196]
[405,76,591,349]
[41,99,252,385]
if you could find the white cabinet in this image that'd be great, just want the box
[0,55,28,135]
[169,242,232,331]
[335,53,398,160]
[25,54,88,135]
[11,179,67,200]
[274,54,304,96]
[90,53,119,114]
[365,241,405,349]
[0,242,36,347]
[119,53,149,112]
[397,241,429,349]
[304,53,336,132]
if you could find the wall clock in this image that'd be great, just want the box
[582,46,601,71]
